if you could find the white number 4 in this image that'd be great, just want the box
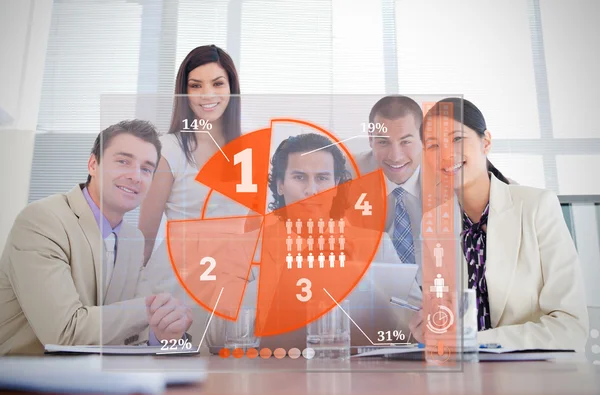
[354,193,372,216]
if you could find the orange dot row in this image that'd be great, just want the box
[219,347,315,359]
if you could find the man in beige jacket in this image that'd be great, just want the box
[0,119,192,355]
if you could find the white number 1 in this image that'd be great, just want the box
[234,148,257,193]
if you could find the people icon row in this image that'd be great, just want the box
[286,234,345,252]
[286,252,346,269]
[285,218,345,235]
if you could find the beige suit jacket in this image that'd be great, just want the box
[423,174,589,351]
[0,185,149,355]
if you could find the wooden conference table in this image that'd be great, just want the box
[102,353,600,395]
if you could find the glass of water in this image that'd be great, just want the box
[460,289,479,362]
[306,300,351,360]
[225,307,260,350]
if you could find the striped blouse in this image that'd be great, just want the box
[460,203,492,331]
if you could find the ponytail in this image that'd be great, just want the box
[486,159,510,184]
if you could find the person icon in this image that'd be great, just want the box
[434,274,445,298]
[318,252,325,268]
[307,235,314,251]
[434,243,444,268]
[318,218,325,234]
[338,235,345,251]
[339,252,346,268]
[285,218,292,235]
[295,218,302,234]
[307,218,314,234]
[307,252,314,268]
[338,218,345,234]
[286,235,293,252]
[328,234,335,250]
[430,274,449,298]
[296,235,303,252]
[296,253,303,269]
[286,253,293,269]
[329,252,336,268]
[318,234,325,251]
[328,218,335,234]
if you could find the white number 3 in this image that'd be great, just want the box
[296,278,312,302]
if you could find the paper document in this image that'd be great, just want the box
[353,346,576,362]
[353,347,422,358]
[477,350,576,362]
[45,344,200,355]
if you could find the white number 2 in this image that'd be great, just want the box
[296,278,312,302]
[354,193,372,216]
[234,148,258,193]
[199,257,217,281]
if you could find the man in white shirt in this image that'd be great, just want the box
[352,95,425,285]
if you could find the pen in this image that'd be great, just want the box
[479,343,502,349]
[389,297,421,312]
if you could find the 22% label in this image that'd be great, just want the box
[160,338,192,351]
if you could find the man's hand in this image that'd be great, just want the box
[408,310,424,344]
[145,293,193,342]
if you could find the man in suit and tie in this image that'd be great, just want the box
[0,120,193,355]
[248,132,421,350]
[352,95,424,284]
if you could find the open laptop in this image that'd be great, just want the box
[346,262,420,346]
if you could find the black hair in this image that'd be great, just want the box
[268,133,351,215]
[168,45,241,166]
[368,95,424,136]
[421,97,509,184]
[86,119,161,186]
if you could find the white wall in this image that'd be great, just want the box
[0,0,53,253]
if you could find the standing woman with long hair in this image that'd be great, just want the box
[409,98,588,351]
[139,45,243,269]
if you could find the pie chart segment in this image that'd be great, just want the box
[195,127,272,216]
[255,170,385,336]
[168,119,388,337]
[167,216,263,320]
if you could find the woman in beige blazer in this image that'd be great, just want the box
[410,98,589,351]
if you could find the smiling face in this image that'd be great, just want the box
[276,151,337,218]
[186,62,231,124]
[369,114,423,185]
[423,117,491,190]
[88,133,158,223]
